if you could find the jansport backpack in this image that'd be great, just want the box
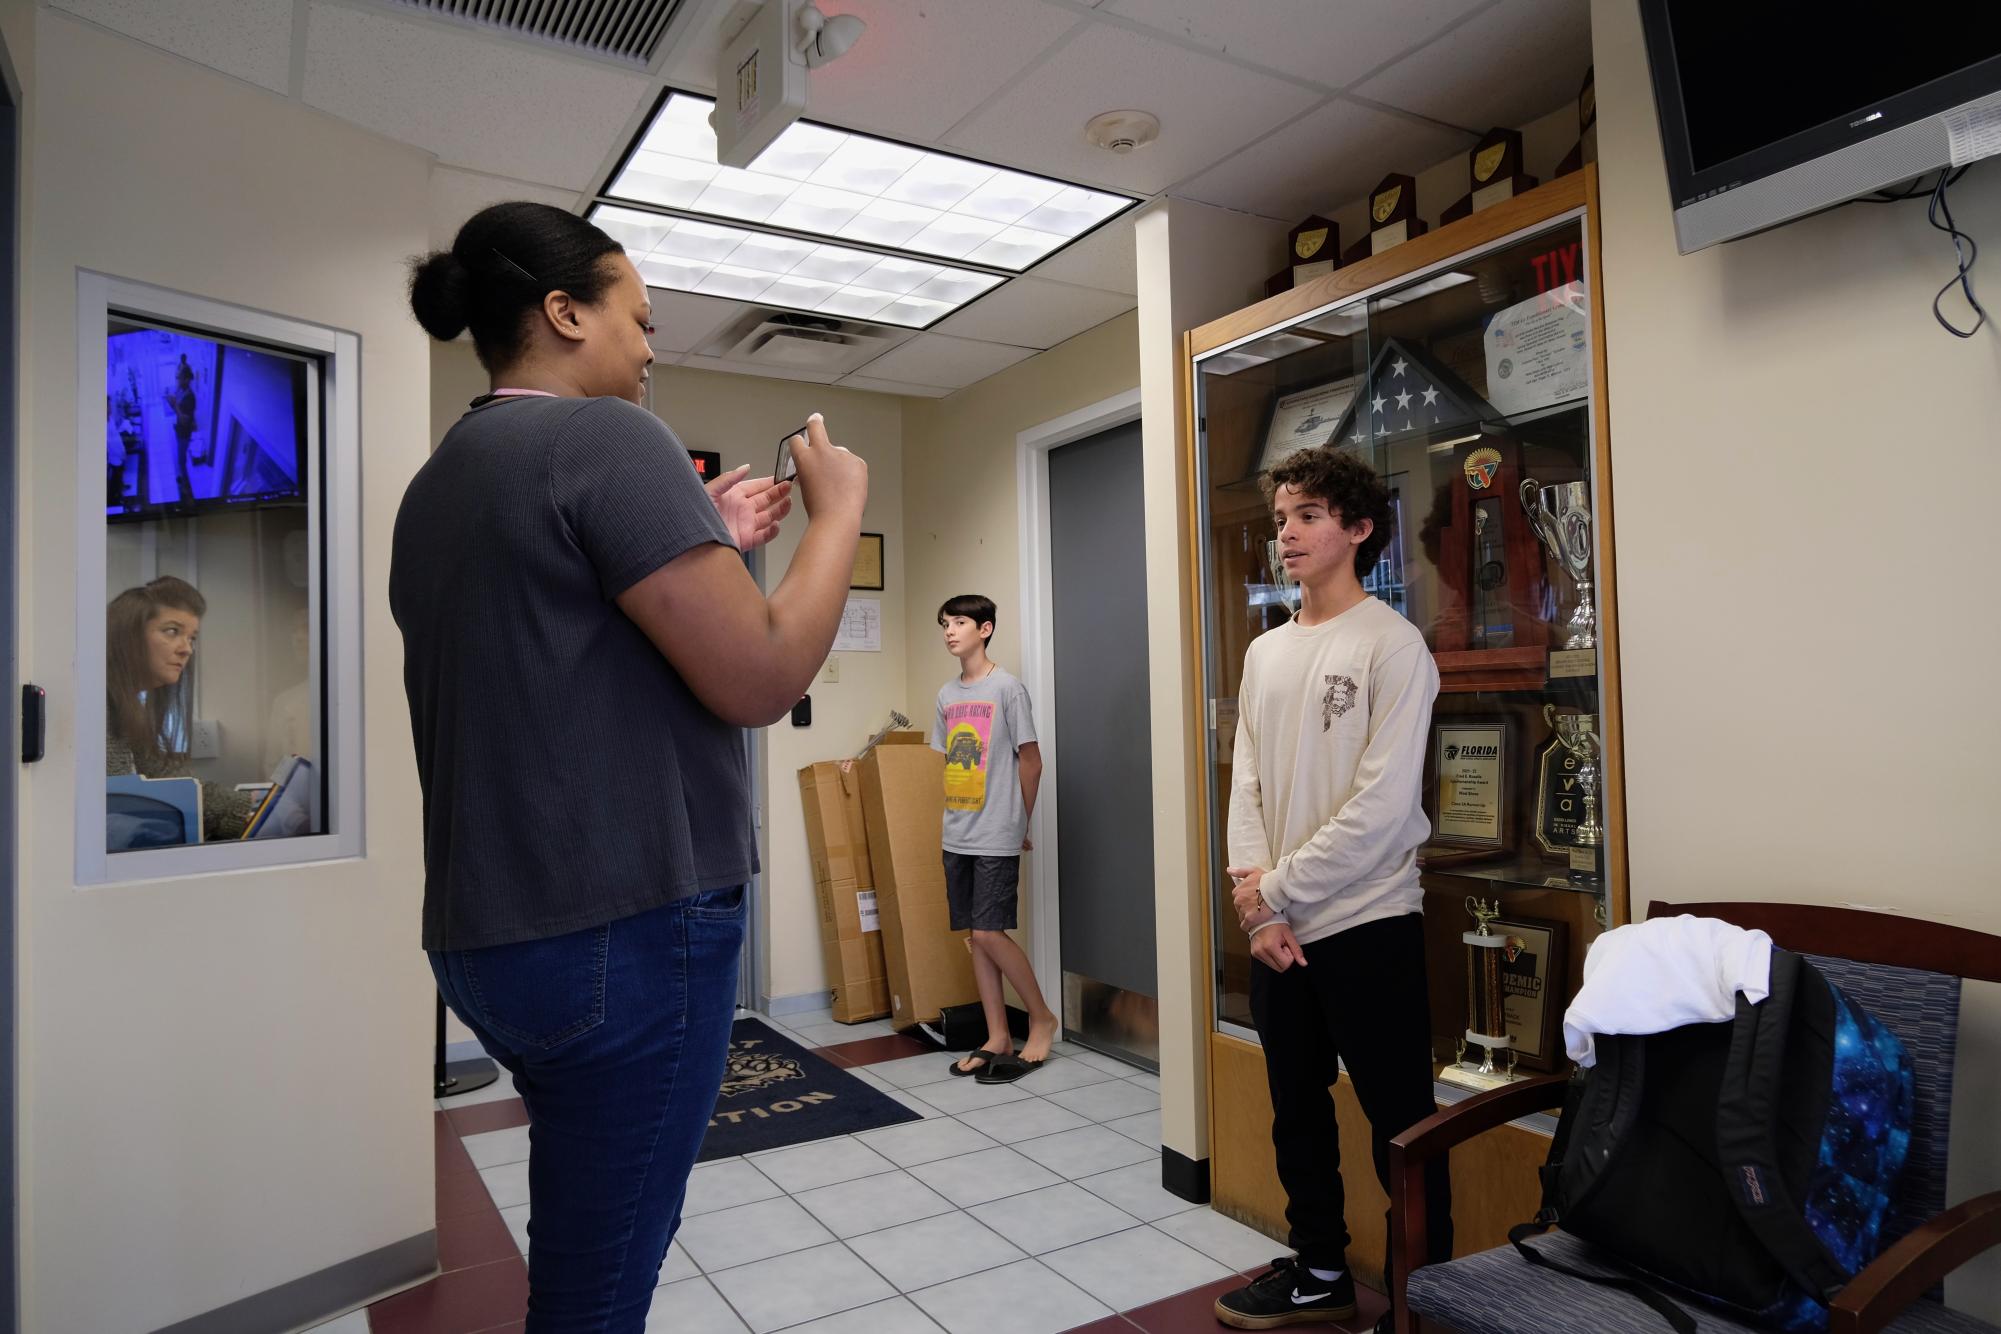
[1512,948,1916,1333]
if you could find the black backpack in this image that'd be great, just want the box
[1513,949,1915,1333]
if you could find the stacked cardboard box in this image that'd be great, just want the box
[857,735,977,1029]
[798,759,891,1022]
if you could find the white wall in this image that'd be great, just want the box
[1133,199,1287,1169]
[15,12,435,1330]
[1592,0,2001,1318]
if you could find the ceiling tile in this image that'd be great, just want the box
[51,0,295,95]
[303,2,652,190]
[643,290,749,355]
[788,0,1084,142]
[1353,0,1592,132]
[1100,0,1487,91]
[429,167,579,248]
[1029,217,1139,296]
[838,375,955,398]
[1178,97,1473,222]
[933,277,1134,349]
[854,334,1037,389]
[944,22,1320,196]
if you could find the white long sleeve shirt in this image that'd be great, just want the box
[1227,596,1439,946]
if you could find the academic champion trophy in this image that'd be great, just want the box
[1441,897,1519,1091]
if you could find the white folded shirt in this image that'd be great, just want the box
[1563,915,1774,1067]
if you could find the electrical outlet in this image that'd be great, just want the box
[189,718,222,760]
[822,657,840,683]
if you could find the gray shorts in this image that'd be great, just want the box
[942,851,1019,932]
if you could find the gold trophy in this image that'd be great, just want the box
[1440,896,1519,1091]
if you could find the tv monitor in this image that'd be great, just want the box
[1639,6,2001,253]
[106,319,311,522]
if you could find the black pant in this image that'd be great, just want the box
[1250,911,1453,1276]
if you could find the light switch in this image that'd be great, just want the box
[822,657,840,683]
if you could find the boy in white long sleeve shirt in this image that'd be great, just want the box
[1215,448,1452,1330]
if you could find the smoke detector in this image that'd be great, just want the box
[1085,110,1160,155]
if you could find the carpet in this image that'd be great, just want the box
[697,1018,923,1161]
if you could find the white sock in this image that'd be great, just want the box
[1307,1267,1344,1283]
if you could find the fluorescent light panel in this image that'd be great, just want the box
[608,92,1133,272]
[591,204,1003,329]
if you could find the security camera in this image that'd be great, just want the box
[796,1,864,69]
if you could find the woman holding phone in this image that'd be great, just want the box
[392,201,866,1333]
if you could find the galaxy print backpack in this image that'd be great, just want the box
[1511,948,1916,1333]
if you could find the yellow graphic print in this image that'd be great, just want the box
[941,701,995,813]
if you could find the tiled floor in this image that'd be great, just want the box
[311,1009,1388,1334]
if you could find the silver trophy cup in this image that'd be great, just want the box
[1520,478,1596,650]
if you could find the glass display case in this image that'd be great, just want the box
[1189,176,1621,1083]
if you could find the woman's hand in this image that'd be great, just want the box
[706,466,793,551]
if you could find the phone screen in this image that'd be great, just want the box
[775,425,808,483]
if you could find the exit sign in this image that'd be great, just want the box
[688,449,723,480]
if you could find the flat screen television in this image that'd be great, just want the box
[106,319,311,522]
[1639,6,2001,253]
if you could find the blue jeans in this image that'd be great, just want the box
[430,887,746,1333]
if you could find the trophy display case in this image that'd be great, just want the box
[1186,172,1623,1082]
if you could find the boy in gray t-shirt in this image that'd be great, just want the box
[929,595,1056,1082]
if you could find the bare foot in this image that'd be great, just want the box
[1020,1014,1057,1065]
[956,1042,1011,1074]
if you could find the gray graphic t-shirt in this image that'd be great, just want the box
[929,666,1037,856]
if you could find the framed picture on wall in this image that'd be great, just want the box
[851,532,884,590]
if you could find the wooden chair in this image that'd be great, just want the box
[1386,900,2001,1334]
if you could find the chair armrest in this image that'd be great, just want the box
[1829,1191,2001,1334]
[1386,1074,1568,1334]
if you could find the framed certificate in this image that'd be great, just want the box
[850,532,884,590]
[1430,719,1511,852]
[1255,377,1359,477]
[1490,914,1568,1070]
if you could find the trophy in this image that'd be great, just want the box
[1520,477,1596,650]
[1442,896,1518,1091]
[1543,705,1603,882]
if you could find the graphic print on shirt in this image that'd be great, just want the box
[942,700,996,812]
[1321,674,1358,731]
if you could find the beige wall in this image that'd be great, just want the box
[1592,0,2000,1319]
[898,312,1142,978]
[16,13,435,1331]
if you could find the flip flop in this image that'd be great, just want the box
[975,1055,1045,1084]
[950,1049,1007,1077]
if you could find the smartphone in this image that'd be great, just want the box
[775,424,810,483]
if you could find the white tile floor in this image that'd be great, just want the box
[433,1019,1283,1334]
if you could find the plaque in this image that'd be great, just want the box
[1288,214,1340,289]
[1257,377,1359,476]
[850,531,885,590]
[1483,284,1591,418]
[1433,433,1547,655]
[1441,127,1539,224]
[1556,66,1596,177]
[1534,706,1603,884]
[1490,914,1568,1071]
[1431,721,1508,850]
[1340,174,1426,266]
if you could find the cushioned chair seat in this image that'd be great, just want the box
[1405,1232,1996,1334]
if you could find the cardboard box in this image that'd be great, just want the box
[857,737,976,1030]
[798,761,890,1022]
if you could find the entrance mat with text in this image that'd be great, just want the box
[696,1017,922,1162]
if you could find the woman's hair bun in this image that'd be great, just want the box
[407,249,472,342]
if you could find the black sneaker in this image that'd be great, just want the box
[1214,1256,1357,1329]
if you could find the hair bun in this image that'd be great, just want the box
[407,249,471,342]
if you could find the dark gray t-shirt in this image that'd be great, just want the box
[390,394,755,951]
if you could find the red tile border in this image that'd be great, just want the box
[435,1200,521,1274]
[818,1034,933,1067]
[435,1167,499,1223]
[434,1112,477,1178]
[369,1257,528,1334]
[1121,1272,1387,1334]
[446,1098,530,1137]
[1060,1317,1141,1334]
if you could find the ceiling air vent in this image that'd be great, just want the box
[695,310,911,376]
[392,0,689,64]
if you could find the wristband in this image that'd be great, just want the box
[1247,918,1288,940]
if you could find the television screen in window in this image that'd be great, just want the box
[106,320,310,521]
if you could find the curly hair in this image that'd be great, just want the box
[1261,446,1396,579]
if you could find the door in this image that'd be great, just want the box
[1048,421,1157,1067]
[1,40,20,1333]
